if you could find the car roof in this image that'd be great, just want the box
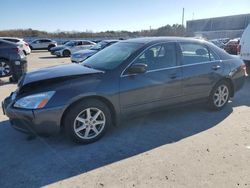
[0,39,18,46]
[101,39,119,43]
[72,39,93,42]
[33,38,52,41]
[0,37,22,40]
[122,37,207,45]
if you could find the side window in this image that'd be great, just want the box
[180,43,211,65]
[42,39,51,43]
[5,39,19,43]
[133,43,177,70]
[83,41,92,45]
[77,41,82,46]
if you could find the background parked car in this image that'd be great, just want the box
[71,40,119,63]
[210,39,225,49]
[50,40,95,57]
[29,38,57,51]
[239,24,250,74]
[224,38,240,55]
[0,37,31,55]
[218,38,230,45]
[0,40,27,82]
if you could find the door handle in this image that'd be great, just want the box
[212,65,221,70]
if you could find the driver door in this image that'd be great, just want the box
[119,42,182,115]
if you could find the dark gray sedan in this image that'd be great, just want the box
[2,37,246,143]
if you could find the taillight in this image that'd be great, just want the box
[24,43,29,47]
[13,47,20,53]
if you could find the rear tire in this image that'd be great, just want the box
[64,99,112,144]
[62,50,71,57]
[0,59,12,78]
[207,80,231,111]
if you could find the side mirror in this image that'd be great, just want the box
[127,63,147,74]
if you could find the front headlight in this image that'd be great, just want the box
[14,91,55,109]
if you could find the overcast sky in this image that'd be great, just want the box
[0,0,250,32]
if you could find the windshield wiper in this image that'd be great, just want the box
[83,64,105,72]
[83,64,93,69]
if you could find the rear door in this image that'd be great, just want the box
[119,42,182,115]
[41,39,51,48]
[81,41,93,50]
[178,42,222,101]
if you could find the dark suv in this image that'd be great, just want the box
[3,37,246,144]
[0,40,27,82]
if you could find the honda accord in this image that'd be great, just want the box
[2,37,246,143]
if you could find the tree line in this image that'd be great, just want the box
[0,24,186,39]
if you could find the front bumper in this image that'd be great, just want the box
[2,95,65,135]
[51,50,62,56]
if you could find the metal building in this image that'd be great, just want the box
[186,14,250,39]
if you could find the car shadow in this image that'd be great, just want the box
[0,77,249,187]
[39,56,68,59]
[31,50,49,53]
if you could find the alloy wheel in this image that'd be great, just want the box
[0,61,11,76]
[73,107,106,139]
[213,85,229,107]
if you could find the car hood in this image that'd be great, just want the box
[19,63,103,87]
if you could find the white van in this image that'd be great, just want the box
[240,24,250,73]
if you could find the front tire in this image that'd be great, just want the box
[62,50,71,57]
[64,99,111,144]
[208,80,231,110]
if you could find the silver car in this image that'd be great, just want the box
[50,40,95,57]
[29,39,57,51]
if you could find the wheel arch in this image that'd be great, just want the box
[213,77,235,97]
[60,95,117,130]
[62,49,71,56]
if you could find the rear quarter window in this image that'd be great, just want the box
[180,43,210,65]
[180,42,221,65]
[208,44,232,60]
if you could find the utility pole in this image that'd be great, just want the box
[182,8,185,27]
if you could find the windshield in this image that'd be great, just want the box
[82,42,143,70]
[90,41,108,50]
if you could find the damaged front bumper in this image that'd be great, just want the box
[2,94,65,135]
